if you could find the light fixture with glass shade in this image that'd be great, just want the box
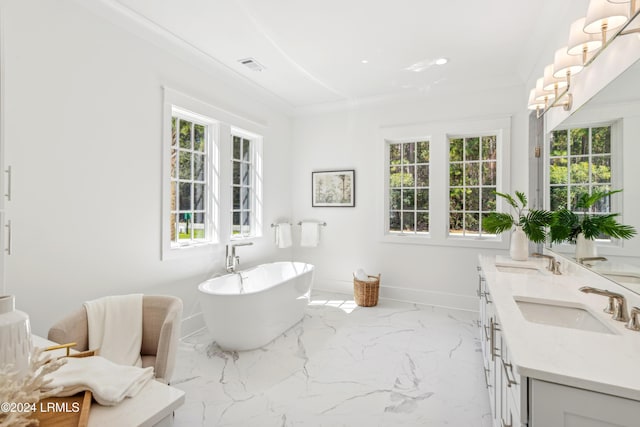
[584,0,629,43]
[528,0,639,117]
[534,77,555,104]
[527,89,546,112]
[567,17,603,63]
[552,47,584,86]
[542,64,568,98]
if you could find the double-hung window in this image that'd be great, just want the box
[169,108,215,247]
[549,125,612,211]
[387,140,430,234]
[448,134,498,237]
[382,117,509,247]
[163,88,220,259]
[230,130,262,239]
[549,124,615,240]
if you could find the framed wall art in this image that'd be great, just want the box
[312,170,355,207]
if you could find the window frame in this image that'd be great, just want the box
[544,120,623,251]
[447,132,500,240]
[229,127,263,240]
[379,117,510,249]
[385,138,431,236]
[162,89,220,260]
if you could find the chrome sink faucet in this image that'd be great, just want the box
[579,286,629,322]
[225,242,253,273]
[532,253,562,275]
[627,306,640,331]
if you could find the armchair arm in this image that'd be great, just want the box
[142,296,183,384]
[47,307,89,351]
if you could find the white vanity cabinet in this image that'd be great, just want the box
[478,258,640,427]
[478,267,526,427]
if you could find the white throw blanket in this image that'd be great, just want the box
[43,356,153,406]
[84,294,143,367]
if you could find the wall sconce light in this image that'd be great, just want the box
[584,0,629,44]
[553,47,584,87]
[528,0,640,118]
[543,64,568,99]
[527,89,546,112]
[568,17,603,63]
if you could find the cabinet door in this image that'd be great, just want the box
[0,210,5,292]
[530,379,640,427]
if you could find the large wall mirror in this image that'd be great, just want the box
[545,59,640,295]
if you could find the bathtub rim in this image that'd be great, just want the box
[197,261,314,297]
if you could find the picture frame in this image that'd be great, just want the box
[312,169,355,207]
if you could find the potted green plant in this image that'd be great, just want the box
[482,191,552,260]
[549,189,636,259]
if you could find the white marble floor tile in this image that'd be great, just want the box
[172,291,492,427]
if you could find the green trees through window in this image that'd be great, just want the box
[549,126,612,213]
[388,141,429,233]
[170,115,208,244]
[448,135,498,236]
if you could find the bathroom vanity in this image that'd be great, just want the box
[477,254,640,427]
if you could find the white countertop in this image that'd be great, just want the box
[32,335,185,427]
[479,254,640,401]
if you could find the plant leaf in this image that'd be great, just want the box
[482,213,515,235]
[494,191,519,211]
[576,189,623,210]
[549,209,580,243]
[521,209,552,243]
[588,214,638,240]
[515,191,527,208]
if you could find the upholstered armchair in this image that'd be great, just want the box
[47,295,183,384]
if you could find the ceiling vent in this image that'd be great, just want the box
[238,57,266,72]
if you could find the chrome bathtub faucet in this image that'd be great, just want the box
[225,242,254,273]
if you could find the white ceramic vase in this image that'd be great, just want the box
[0,295,32,378]
[575,232,597,260]
[510,226,529,261]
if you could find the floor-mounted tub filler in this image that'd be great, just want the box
[198,262,314,350]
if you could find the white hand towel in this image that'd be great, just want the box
[275,223,292,248]
[355,268,369,281]
[43,356,154,406]
[300,222,320,247]
[84,294,143,368]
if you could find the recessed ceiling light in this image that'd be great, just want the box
[435,58,448,66]
[361,59,369,64]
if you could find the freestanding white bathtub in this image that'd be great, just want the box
[198,261,314,351]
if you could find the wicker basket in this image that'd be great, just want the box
[353,274,381,307]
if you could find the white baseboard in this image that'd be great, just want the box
[313,279,478,312]
[180,312,205,338]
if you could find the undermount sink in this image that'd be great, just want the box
[514,297,616,334]
[495,265,542,275]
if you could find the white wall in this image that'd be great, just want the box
[291,87,530,310]
[1,0,293,335]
